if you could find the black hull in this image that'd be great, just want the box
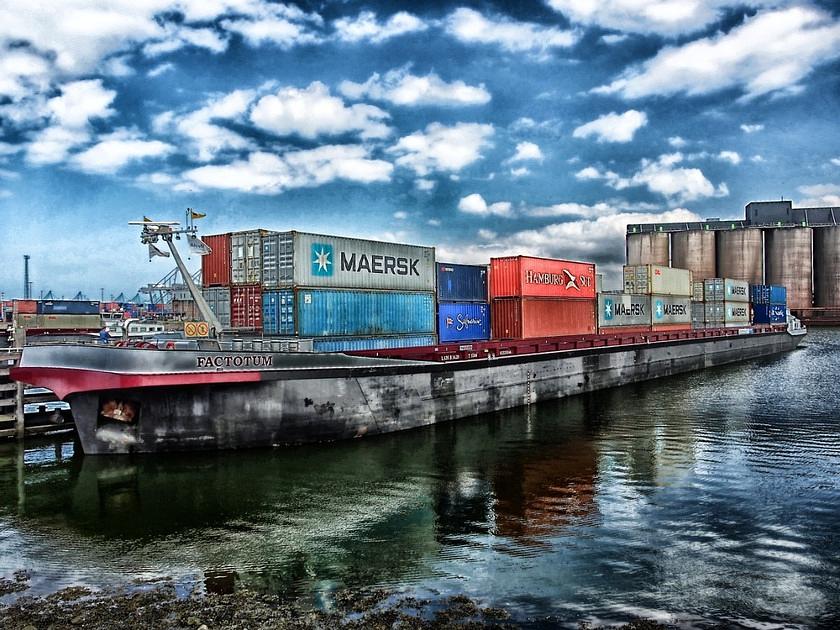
[66,331,803,454]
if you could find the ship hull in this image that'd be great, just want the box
[52,331,803,454]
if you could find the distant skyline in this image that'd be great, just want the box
[1,0,839,298]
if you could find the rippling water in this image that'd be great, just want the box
[2,329,839,627]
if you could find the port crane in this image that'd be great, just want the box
[129,210,222,337]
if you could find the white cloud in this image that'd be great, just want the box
[668,136,687,148]
[339,67,490,107]
[741,123,764,133]
[389,122,494,176]
[437,208,702,268]
[547,0,767,37]
[221,16,321,48]
[508,141,543,163]
[510,167,531,178]
[415,178,435,191]
[445,8,578,56]
[509,117,563,136]
[478,228,497,240]
[830,158,840,167]
[718,150,741,165]
[148,62,175,78]
[797,183,840,207]
[334,11,427,43]
[25,79,117,165]
[751,154,765,163]
[154,89,255,162]
[48,80,116,129]
[572,110,647,143]
[594,7,840,101]
[181,145,392,194]
[601,34,629,45]
[576,153,729,202]
[427,218,441,226]
[250,82,391,140]
[393,210,408,220]
[458,193,513,217]
[71,129,174,174]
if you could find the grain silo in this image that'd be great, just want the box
[813,226,840,307]
[765,228,813,311]
[716,229,763,285]
[626,232,669,266]
[671,230,716,279]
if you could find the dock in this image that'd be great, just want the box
[0,348,74,441]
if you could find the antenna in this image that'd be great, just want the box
[23,255,30,300]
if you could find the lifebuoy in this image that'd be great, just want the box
[165,341,176,350]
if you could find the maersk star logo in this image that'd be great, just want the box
[311,243,333,276]
[655,300,664,319]
[604,298,613,320]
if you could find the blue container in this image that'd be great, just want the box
[750,284,770,304]
[753,303,786,324]
[751,284,787,305]
[37,300,101,315]
[313,334,437,352]
[295,289,435,337]
[436,263,488,302]
[437,302,490,343]
[262,290,295,335]
[769,285,787,305]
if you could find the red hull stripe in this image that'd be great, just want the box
[10,367,262,400]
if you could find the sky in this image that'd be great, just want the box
[0,0,839,299]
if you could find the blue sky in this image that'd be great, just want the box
[0,0,839,298]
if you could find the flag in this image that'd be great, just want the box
[190,210,206,219]
[187,234,211,256]
[148,243,170,260]
[143,216,154,222]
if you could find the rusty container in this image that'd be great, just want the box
[491,298,596,339]
[201,234,232,287]
[231,284,262,330]
[490,256,596,300]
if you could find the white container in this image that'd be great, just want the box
[651,295,691,325]
[231,230,270,285]
[598,292,650,327]
[262,231,436,291]
[724,278,750,303]
[724,301,750,323]
[623,265,692,296]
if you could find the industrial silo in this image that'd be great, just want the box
[626,232,669,266]
[716,229,763,285]
[765,227,813,311]
[671,230,716,279]
[813,226,840,307]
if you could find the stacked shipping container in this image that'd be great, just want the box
[701,278,750,327]
[203,229,438,349]
[490,256,597,339]
[751,284,788,324]
[622,265,692,332]
[436,263,490,343]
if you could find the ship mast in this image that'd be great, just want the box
[129,211,223,337]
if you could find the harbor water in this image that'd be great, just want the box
[1,329,839,627]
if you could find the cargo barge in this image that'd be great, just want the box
[11,324,804,455]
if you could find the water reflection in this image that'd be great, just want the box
[1,330,839,627]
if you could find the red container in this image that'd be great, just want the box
[491,298,596,339]
[202,234,232,287]
[598,325,651,335]
[490,256,596,299]
[231,284,262,329]
[13,299,37,315]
